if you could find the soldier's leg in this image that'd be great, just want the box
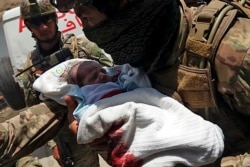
[0,100,67,167]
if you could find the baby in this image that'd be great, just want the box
[66,60,151,120]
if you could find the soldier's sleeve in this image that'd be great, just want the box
[76,36,114,67]
[0,100,66,167]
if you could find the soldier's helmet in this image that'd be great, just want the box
[20,0,56,19]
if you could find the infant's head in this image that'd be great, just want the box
[67,60,115,86]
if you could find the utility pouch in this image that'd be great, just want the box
[45,48,74,67]
[177,63,216,109]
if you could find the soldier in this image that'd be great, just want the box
[0,0,113,167]
[50,0,250,166]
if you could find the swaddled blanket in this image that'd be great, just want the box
[78,88,224,167]
[33,59,224,166]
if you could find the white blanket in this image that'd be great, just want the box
[33,58,90,105]
[78,88,224,167]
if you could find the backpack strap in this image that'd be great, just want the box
[184,0,238,68]
[178,0,240,109]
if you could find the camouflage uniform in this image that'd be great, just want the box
[0,33,113,167]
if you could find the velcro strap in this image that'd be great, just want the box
[186,36,212,59]
[177,63,216,108]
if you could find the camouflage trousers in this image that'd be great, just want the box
[0,100,99,167]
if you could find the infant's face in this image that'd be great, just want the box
[77,61,113,86]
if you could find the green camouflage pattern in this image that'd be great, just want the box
[20,0,56,19]
[215,17,250,116]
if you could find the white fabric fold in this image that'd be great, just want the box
[77,88,224,167]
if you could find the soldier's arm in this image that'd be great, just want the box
[0,101,66,167]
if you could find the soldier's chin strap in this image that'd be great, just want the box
[16,48,74,77]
